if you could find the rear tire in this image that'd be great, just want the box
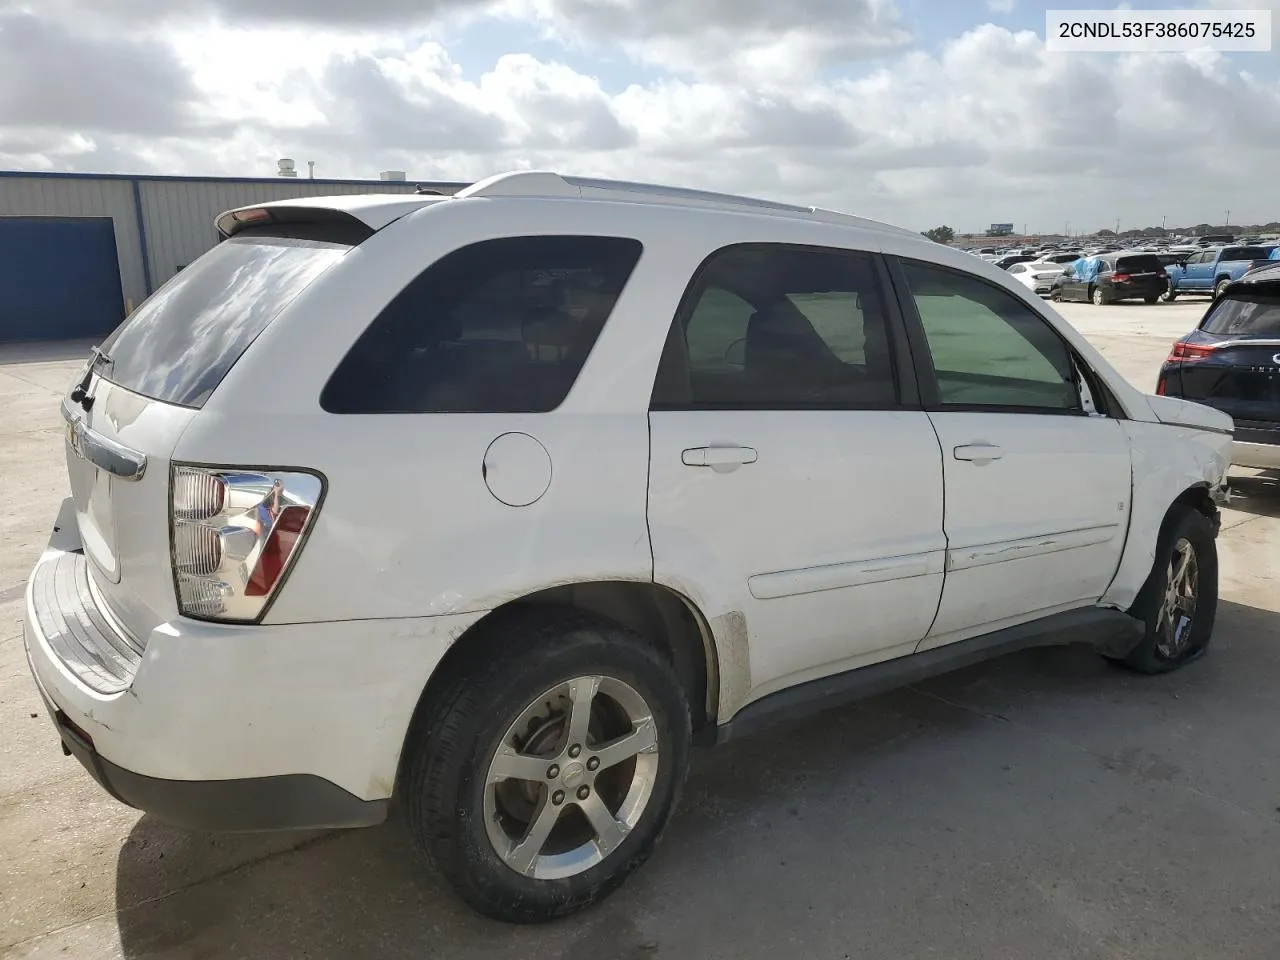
[1160,287,1177,302]
[1118,505,1218,674]
[1214,278,1231,299]
[402,607,691,923]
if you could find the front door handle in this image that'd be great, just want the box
[953,442,1004,465]
[682,445,758,470]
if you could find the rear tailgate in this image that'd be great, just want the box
[62,380,196,637]
[62,215,368,643]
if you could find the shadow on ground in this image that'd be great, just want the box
[1228,470,1280,519]
[112,600,1280,960]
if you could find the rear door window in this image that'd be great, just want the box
[321,236,643,413]
[1202,295,1280,336]
[651,244,900,409]
[99,226,356,408]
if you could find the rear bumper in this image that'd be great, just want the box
[1233,440,1280,470]
[24,503,486,831]
[25,652,385,831]
[1108,282,1165,300]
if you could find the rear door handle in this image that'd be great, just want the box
[953,442,1004,465]
[682,445,758,469]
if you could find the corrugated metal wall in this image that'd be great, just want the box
[0,174,466,326]
[137,179,434,289]
[0,177,148,308]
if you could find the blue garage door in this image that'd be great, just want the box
[0,217,126,341]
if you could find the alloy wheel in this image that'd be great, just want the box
[483,675,660,880]
[1155,537,1198,659]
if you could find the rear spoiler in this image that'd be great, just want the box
[215,206,376,242]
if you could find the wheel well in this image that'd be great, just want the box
[402,582,716,771]
[1165,484,1218,541]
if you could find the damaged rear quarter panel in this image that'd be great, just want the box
[1101,420,1230,610]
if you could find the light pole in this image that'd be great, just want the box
[1162,215,1167,231]
[1225,210,1230,226]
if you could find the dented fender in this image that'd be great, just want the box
[1101,420,1230,610]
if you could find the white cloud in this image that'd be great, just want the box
[509,0,911,82]
[2,7,1280,233]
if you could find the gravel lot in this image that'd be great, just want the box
[2,299,1278,960]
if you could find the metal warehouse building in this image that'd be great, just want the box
[0,170,466,341]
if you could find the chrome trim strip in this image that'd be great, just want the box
[748,549,946,600]
[61,401,147,482]
[946,524,1120,572]
[1210,338,1280,349]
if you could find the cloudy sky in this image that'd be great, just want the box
[1,0,1278,232]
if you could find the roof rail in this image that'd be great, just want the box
[453,171,921,240]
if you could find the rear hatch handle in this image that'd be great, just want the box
[61,401,147,482]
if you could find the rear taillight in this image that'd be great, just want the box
[1166,340,1218,363]
[1112,273,1132,282]
[171,466,323,622]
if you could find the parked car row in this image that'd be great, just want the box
[977,243,1280,306]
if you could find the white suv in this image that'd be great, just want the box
[25,172,1232,923]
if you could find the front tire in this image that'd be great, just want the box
[1091,286,1107,305]
[403,608,691,923]
[1214,278,1231,299]
[1120,505,1218,674]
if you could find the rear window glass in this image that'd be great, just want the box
[1202,294,1280,336]
[1115,255,1164,272]
[1222,247,1270,261]
[99,229,353,407]
[321,236,643,414]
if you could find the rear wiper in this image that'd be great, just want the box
[69,346,112,412]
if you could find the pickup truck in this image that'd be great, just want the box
[1162,245,1278,300]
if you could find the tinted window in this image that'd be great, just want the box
[1202,294,1280,336]
[99,230,352,407]
[1222,247,1270,261]
[652,245,898,409]
[899,260,1080,411]
[1116,255,1164,273]
[322,236,642,413]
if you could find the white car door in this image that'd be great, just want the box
[888,257,1133,651]
[647,244,947,704]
